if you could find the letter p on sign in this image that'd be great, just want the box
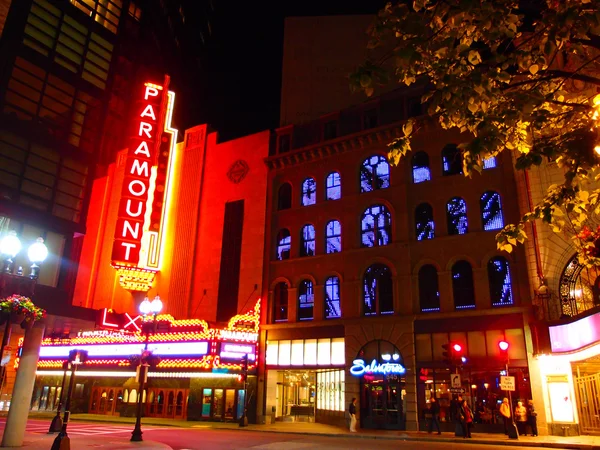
[144,86,159,100]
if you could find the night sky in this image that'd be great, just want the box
[179,0,388,142]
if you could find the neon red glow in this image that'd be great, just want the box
[498,341,509,351]
[452,344,462,352]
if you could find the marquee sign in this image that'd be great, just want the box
[111,76,178,291]
[350,359,406,377]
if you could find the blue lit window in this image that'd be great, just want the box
[442,144,463,176]
[273,282,288,322]
[276,229,291,260]
[419,265,440,312]
[326,220,342,253]
[298,280,314,320]
[361,205,392,248]
[360,155,390,193]
[412,152,431,183]
[483,157,497,169]
[278,183,292,210]
[300,224,316,257]
[415,203,435,241]
[325,276,341,319]
[363,264,393,316]
[447,197,468,235]
[301,178,316,206]
[452,260,475,309]
[488,256,513,306]
[326,172,341,200]
[481,191,504,231]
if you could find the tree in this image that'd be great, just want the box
[351,0,600,266]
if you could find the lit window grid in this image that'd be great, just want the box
[416,219,435,241]
[490,258,513,306]
[265,338,345,367]
[301,178,316,206]
[326,172,341,200]
[326,220,342,253]
[277,235,291,261]
[325,277,341,319]
[316,370,345,412]
[412,166,431,183]
[360,155,390,192]
[483,157,497,169]
[300,225,316,256]
[298,280,314,320]
[481,192,504,231]
[447,198,468,235]
[361,205,391,248]
[273,283,288,322]
[363,265,393,316]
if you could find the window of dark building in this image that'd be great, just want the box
[276,229,291,260]
[419,265,440,312]
[128,1,142,20]
[481,191,504,231]
[323,120,338,140]
[301,177,316,206]
[326,172,341,200]
[360,155,390,193]
[278,134,291,154]
[415,203,435,241]
[273,282,288,322]
[71,0,123,34]
[363,108,378,129]
[216,200,244,322]
[447,197,468,235]
[361,205,392,248]
[298,280,314,321]
[483,157,497,169]
[325,220,341,254]
[363,264,393,316]
[452,260,475,310]
[277,183,292,210]
[325,276,341,319]
[412,151,431,183]
[300,224,315,257]
[442,144,463,176]
[488,257,513,306]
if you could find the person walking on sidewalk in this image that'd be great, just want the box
[349,398,357,432]
[459,400,473,438]
[428,397,441,435]
[526,400,538,436]
[499,397,511,435]
[515,401,527,435]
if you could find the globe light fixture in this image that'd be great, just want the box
[139,297,152,315]
[0,231,21,274]
[27,237,48,280]
[150,295,163,314]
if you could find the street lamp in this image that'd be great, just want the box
[27,237,48,280]
[131,295,163,442]
[0,231,21,274]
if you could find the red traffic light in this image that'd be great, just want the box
[452,343,462,352]
[498,341,509,351]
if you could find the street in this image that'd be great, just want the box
[0,418,567,450]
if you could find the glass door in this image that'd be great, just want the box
[224,389,235,421]
[213,389,224,420]
[202,389,212,418]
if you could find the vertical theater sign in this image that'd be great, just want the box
[112,77,178,291]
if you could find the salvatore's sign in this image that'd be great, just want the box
[350,359,406,377]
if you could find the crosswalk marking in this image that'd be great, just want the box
[0,420,164,436]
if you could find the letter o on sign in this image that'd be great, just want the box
[128,180,147,197]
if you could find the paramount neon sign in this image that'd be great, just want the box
[350,359,406,377]
[111,77,178,290]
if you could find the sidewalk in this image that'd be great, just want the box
[0,431,171,450]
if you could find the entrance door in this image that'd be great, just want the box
[361,377,405,430]
[201,389,212,419]
[213,389,224,420]
[574,372,600,433]
[224,389,236,421]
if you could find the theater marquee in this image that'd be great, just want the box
[111,76,178,291]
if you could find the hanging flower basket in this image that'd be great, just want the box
[0,295,46,328]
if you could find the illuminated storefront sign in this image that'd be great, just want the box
[220,342,256,361]
[350,359,406,377]
[39,341,209,358]
[549,311,600,353]
[111,77,178,291]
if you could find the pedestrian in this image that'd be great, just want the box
[526,400,538,437]
[349,397,357,432]
[459,399,473,438]
[515,401,527,435]
[428,397,441,435]
[499,397,511,435]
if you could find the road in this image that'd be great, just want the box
[0,418,561,449]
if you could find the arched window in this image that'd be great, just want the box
[326,220,342,253]
[361,205,392,247]
[278,183,292,210]
[412,152,431,183]
[301,177,316,206]
[363,264,393,316]
[488,256,513,306]
[481,191,504,231]
[360,155,390,193]
[442,144,462,176]
[483,157,497,169]
[325,276,341,319]
[273,282,288,322]
[326,172,341,200]
[419,265,440,312]
[300,224,316,257]
[298,280,314,320]
[276,229,291,260]
[452,260,475,309]
[558,254,600,317]
[415,203,435,241]
[447,197,468,235]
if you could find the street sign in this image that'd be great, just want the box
[449,388,465,394]
[500,375,515,391]
[451,374,461,388]
[1,346,12,366]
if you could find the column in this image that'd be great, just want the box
[1,321,45,447]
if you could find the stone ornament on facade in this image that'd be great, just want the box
[227,159,250,184]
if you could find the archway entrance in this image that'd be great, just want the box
[559,255,600,317]
[354,340,406,430]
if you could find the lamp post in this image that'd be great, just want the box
[48,361,70,433]
[499,340,518,439]
[27,237,48,280]
[0,231,21,274]
[51,349,88,450]
[131,295,162,442]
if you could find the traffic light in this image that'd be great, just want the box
[239,354,249,384]
[442,343,452,365]
[442,342,464,367]
[498,340,509,362]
